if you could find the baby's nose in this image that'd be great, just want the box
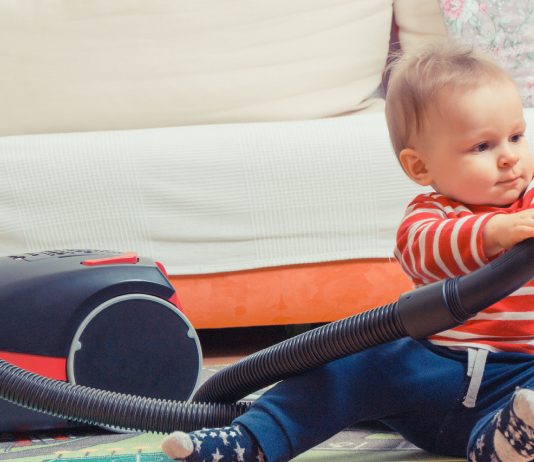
[498,146,519,167]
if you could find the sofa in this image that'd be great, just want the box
[1,0,533,330]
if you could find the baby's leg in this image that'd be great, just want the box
[468,388,534,461]
[162,424,264,461]
[161,338,468,461]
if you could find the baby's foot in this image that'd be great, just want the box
[161,431,195,460]
[469,388,534,461]
[161,424,265,461]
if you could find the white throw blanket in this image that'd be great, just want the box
[0,112,444,275]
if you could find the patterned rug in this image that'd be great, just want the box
[0,427,464,462]
[0,427,465,462]
[0,365,465,461]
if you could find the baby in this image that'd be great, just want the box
[162,42,534,462]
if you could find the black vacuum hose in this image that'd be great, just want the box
[194,238,534,403]
[1,238,534,433]
[193,302,405,404]
[0,359,248,433]
[0,302,405,432]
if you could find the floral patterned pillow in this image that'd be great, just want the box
[438,0,534,107]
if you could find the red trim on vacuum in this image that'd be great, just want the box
[0,351,66,381]
[81,252,138,266]
[155,261,183,311]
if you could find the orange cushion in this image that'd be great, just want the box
[170,259,412,329]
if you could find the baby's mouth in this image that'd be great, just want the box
[497,175,520,185]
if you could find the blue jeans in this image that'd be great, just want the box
[235,338,534,462]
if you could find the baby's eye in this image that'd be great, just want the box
[473,142,489,152]
[510,133,524,143]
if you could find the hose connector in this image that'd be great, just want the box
[397,277,469,339]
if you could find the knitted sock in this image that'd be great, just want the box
[468,388,534,462]
[161,424,265,462]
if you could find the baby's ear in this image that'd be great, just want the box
[399,148,433,186]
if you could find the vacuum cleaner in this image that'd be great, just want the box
[0,240,533,434]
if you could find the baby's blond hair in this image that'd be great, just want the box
[385,41,512,157]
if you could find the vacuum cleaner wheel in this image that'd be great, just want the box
[67,294,202,402]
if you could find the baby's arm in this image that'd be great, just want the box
[396,198,496,283]
[483,209,534,258]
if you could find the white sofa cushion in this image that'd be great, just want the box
[394,0,447,51]
[0,113,428,274]
[0,0,392,136]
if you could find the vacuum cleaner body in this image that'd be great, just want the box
[0,250,202,433]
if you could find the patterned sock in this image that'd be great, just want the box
[468,388,534,462]
[161,424,266,462]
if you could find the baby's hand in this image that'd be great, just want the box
[484,209,534,257]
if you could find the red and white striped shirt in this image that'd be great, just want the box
[395,180,534,354]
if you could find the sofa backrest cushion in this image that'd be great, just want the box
[0,0,393,135]
[394,0,447,52]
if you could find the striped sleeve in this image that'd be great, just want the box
[395,195,496,285]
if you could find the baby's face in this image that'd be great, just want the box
[418,78,533,206]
